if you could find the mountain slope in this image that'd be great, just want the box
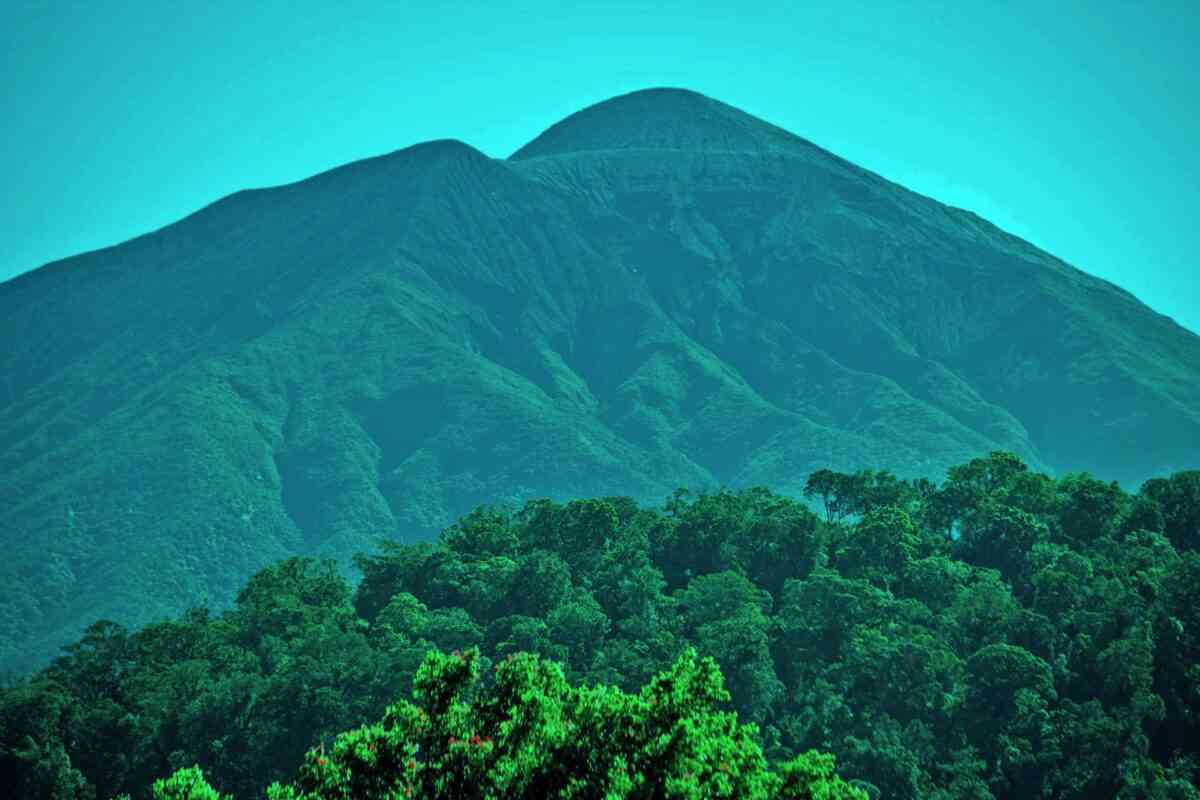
[2,88,1198,674]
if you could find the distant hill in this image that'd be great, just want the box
[2,87,1197,675]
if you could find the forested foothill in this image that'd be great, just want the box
[3,452,1199,798]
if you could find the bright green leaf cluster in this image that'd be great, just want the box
[139,648,865,799]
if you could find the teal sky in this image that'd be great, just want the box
[3,0,1197,334]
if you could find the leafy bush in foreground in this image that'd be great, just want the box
[123,647,864,799]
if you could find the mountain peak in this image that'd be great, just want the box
[405,138,487,157]
[509,87,816,161]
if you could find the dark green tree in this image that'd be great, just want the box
[1140,471,1200,552]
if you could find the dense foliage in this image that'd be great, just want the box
[112,647,865,799]
[2,453,1199,798]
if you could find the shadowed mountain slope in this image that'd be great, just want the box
[1,87,1197,674]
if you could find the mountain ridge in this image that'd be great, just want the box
[1,88,1198,675]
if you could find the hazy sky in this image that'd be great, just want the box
[3,0,1197,334]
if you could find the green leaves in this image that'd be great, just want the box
[834,506,921,590]
[223,646,862,799]
[1139,471,1200,552]
[0,679,92,800]
[962,644,1056,743]
[149,765,230,800]
[7,457,1200,800]
[775,751,868,800]
[1054,474,1127,547]
[953,501,1047,588]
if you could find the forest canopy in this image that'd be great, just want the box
[2,453,1199,799]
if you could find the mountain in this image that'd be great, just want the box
[2,88,1197,675]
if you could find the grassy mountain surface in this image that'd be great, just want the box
[1,88,1197,675]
